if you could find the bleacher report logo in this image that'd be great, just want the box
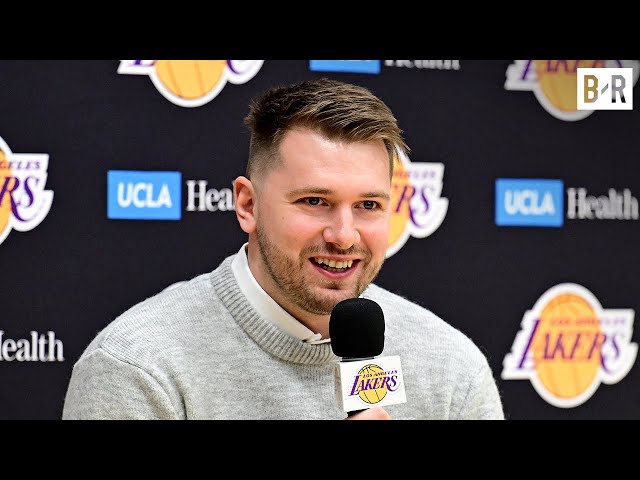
[577,68,633,110]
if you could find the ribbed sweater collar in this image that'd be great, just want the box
[211,255,339,366]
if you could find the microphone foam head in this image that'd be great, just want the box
[329,297,385,358]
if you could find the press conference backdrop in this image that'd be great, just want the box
[1,60,638,420]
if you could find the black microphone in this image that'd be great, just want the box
[330,297,385,417]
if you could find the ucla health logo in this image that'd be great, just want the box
[0,135,53,247]
[118,60,263,108]
[495,178,564,227]
[502,283,637,408]
[309,60,461,75]
[309,60,381,74]
[107,170,182,220]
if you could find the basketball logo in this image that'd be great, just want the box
[0,136,53,248]
[0,150,12,234]
[118,60,264,108]
[386,150,449,258]
[532,292,601,399]
[353,364,388,404]
[154,60,226,100]
[388,154,410,251]
[502,283,637,408]
[534,60,603,112]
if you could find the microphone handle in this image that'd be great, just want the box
[343,356,374,417]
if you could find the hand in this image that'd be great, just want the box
[345,407,391,420]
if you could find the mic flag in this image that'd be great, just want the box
[330,298,407,414]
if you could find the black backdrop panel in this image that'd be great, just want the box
[0,60,637,419]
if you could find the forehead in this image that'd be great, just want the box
[273,128,390,181]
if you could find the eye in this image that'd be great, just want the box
[305,197,322,206]
[361,200,378,210]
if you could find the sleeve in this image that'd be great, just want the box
[454,360,505,420]
[61,347,182,420]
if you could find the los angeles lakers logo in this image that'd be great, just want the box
[504,60,639,121]
[0,150,11,237]
[348,363,400,405]
[118,60,264,108]
[502,283,637,408]
[337,355,406,411]
[387,150,448,258]
[0,135,53,247]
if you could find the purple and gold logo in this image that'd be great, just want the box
[0,136,53,247]
[348,363,401,405]
[118,60,264,108]
[387,150,448,258]
[337,355,406,411]
[505,60,639,121]
[502,283,637,408]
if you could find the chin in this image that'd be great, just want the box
[318,288,356,307]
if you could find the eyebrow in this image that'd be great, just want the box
[285,187,390,201]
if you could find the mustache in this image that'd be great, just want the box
[302,244,371,258]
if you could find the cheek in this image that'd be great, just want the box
[360,220,391,253]
[268,212,322,246]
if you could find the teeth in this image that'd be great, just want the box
[315,258,353,269]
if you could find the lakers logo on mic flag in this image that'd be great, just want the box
[336,355,406,412]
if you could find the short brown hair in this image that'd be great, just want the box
[243,78,409,181]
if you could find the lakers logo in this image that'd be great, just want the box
[118,60,264,108]
[0,136,53,247]
[533,293,602,399]
[389,155,411,253]
[155,60,227,100]
[505,60,640,121]
[0,150,12,236]
[348,363,400,405]
[387,150,448,258]
[502,283,637,408]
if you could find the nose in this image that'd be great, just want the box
[323,206,360,250]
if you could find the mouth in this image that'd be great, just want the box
[310,257,360,274]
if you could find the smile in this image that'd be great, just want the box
[312,257,357,272]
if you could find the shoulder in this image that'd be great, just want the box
[78,271,217,367]
[362,284,489,365]
[362,283,444,326]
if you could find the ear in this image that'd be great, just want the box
[234,176,256,233]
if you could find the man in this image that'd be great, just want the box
[62,78,504,420]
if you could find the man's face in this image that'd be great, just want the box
[250,128,392,317]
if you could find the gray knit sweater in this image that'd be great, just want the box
[62,254,504,420]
